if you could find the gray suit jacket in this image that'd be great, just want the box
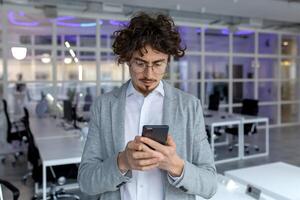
[78,80,217,200]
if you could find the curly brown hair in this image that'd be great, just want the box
[112,12,185,64]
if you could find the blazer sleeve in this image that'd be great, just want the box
[78,100,131,195]
[168,100,217,199]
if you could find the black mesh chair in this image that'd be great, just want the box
[226,99,259,154]
[1,99,27,166]
[208,93,220,111]
[2,99,26,144]
[0,179,20,200]
[22,107,80,200]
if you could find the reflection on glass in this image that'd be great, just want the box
[281,103,300,123]
[233,57,255,79]
[259,33,278,54]
[173,55,201,81]
[205,29,229,52]
[259,105,277,125]
[100,52,122,81]
[258,81,278,102]
[7,49,43,81]
[205,82,228,104]
[7,82,53,113]
[57,82,96,111]
[281,35,297,55]
[233,31,255,53]
[100,82,122,94]
[64,35,76,46]
[80,34,96,47]
[100,20,128,48]
[35,35,52,45]
[233,82,255,103]
[205,56,229,79]
[174,82,201,99]
[177,26,201,51]
[7,11,52,44]
[281,81,300,101]
[281,59,297,79]
[258,58,278,79]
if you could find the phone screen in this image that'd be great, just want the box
[142,125,169,145]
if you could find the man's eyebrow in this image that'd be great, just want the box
[133,57,166,63]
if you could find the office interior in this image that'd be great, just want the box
[0,0,300,199]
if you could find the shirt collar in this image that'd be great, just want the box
[126,80,164,97]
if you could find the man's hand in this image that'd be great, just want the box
[137,134,184,177]
[117,137,162,173]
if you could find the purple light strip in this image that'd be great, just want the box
[8,11,39,27]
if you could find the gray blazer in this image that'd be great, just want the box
[78,80,217,200]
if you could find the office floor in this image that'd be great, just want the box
[1,125,300,200]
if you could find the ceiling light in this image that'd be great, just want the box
[11,47,27,60]
[69,49,75,57]
[283,41,289,46]
[64,41,71,48]
[64,57,72,64]
[74,57,79,63]
[41,53,51,64]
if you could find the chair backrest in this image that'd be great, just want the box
[0,179,20,200]
[241,99,259,134]
[208,93,220,111]
[2,99,12,135]
[22,108,40,169]
[241,99,258,116]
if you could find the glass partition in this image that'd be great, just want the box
[205,28,229,52]
[205,56,229,79]
[258,33,278,54]
[177,26,201,52]
[233,57,255,79]
[173,55,201,80]
[233,31,255,53]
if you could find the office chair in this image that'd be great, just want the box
[1,99,27,166]
[226,99,259,154]
[208,93,220,111]
[2,99,27,144]
[21,108,80,200]
[0,179,20,200]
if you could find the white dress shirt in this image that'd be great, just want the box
[121,81,165,200]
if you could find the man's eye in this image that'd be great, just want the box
[135,61,145,66]
[154,63,163,67]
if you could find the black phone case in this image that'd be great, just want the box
[142,125,169,145]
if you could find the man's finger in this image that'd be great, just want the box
[140,137,168,154]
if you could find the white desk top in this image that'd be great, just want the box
[225,162,300,200]
[204,110,241,126]
[197,175,274,200]
[36,137,83,166]
[30,117,81,140]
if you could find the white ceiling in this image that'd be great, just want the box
[100,0,300,23]
[5,0,300,25]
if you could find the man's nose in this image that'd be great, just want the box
[143,66,154,76]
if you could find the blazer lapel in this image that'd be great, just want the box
[162,80,177,141]
[111,81,130,153]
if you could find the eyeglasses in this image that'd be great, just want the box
[130,59,167,74]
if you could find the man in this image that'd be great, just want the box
[78,12,217,200]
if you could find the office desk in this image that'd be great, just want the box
[204,110,269,164]
[30,117,81,140]
[35,137,83,200]
[204,110,243,164]
[225,162,300,200]
[196,175,274,200]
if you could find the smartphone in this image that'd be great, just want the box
[142,125,169,145]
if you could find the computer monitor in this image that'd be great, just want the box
[63,100,73,122]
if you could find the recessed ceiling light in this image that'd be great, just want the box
[283,41,289,46]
